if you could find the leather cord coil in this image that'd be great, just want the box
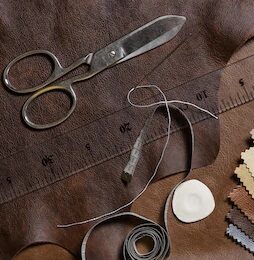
[123,223,169,259]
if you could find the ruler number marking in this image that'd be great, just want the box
[85,143,91,151]
[42,155,54,167]
[196,90,208,101]
[239,78,245,86]
[120,122,132,133]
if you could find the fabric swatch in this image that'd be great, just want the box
[226,224,254,254]
[235,164,254,198]
[241,147,254,176]
[229,186,254,224]
[226,129,254,254]
[228,207,254,241]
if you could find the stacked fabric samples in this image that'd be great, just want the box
[226,129,254,252]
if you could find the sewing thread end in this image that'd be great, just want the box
[121,171,132,183]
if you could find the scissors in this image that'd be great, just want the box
[3,15,186,130]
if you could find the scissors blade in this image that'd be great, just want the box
[89,15,186,75]
[118,15,186,63]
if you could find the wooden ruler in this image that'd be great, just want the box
[0,53,253,204]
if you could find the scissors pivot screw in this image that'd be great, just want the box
[109,50,116,57]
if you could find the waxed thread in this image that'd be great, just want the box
[57,85,173,227]
[58,85,218,259]
[57,85,217,228]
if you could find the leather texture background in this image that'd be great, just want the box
[131,41,254,259]
[0,0,254,259]
[14,36,254,260]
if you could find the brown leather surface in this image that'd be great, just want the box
[228,206,254,241]
[15,72,254,260]
[14,244,75,260]
[1,0,254,259]
[14,35,254,260]
[229,186,254,224]
[131,86,254,258]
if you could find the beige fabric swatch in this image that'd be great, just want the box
[241,148,254,176]
[235,164,254,199]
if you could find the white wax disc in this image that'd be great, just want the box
[172,179,215,223]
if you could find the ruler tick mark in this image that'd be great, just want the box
[2,54,254,204]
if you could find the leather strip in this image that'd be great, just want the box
[80,85,216,259]
[235,164,254,198]
[81,212,169,259]
[228,206,254,241]
[229,186,254,224]
[226,224,254,253]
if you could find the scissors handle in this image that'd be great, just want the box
[3,49,94,129]
[22,84,77,130]
[3,49,93,94]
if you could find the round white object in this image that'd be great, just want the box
[172,179,215,223]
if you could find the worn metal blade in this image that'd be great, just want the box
[89,15,186,76]
[118,15,186,63]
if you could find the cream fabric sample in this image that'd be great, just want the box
[241,147,254,176]
[235,164,254,198]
